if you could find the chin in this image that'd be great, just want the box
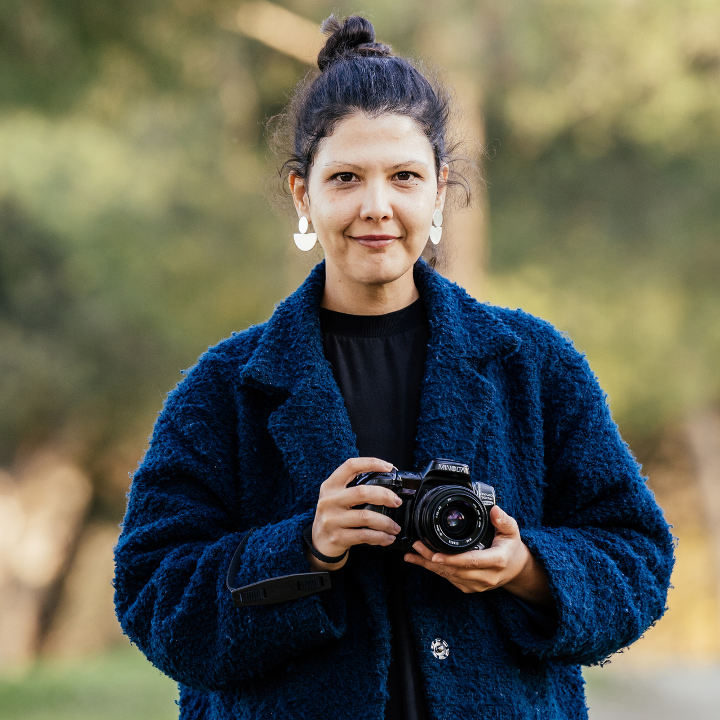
[355,255,415,287]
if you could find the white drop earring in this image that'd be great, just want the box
[429,208,443,245]
[294,216,317,251]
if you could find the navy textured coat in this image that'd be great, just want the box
[114,260,674,720]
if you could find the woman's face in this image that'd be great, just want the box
[290,112,447,300]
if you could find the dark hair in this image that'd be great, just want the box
[271,15,473,226]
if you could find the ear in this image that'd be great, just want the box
[289,173,311,218]
[435,164,449,212]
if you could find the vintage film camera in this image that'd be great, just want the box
[349,459,496,555]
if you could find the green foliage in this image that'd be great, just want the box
[0,0,718,505]
[476,0,720,156]
[0,1,297,501]
[470,0,720,433]
[485,139,720,431]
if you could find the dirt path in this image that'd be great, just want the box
[584,664,720,720]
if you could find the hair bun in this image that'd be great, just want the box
[317,15,393,72]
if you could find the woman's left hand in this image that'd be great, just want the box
[404,505,554,611]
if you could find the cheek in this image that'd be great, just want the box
[403,199,434,238]
[409,186,437,220]
[314,197,356,232]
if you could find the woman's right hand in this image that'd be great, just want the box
[307,457,403,571]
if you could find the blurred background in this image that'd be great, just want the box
[0,1,719,718]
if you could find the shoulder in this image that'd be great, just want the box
[203,322,268,365]
[167,322,268,402]
[489,305,607,418]
[419,262,578,360]
[203,321,268,366]
[450,285,600,393]
[442,274,583,361]
[485,302,583,363]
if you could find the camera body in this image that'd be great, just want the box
[349,459,496,555]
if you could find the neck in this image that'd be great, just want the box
[320,264,420,315]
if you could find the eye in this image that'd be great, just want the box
[331,172,357,183]
[394,171,419,181]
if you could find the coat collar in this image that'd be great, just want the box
[239,259,521,394]
[238,260,522,510]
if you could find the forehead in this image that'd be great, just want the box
[315,112,434,167]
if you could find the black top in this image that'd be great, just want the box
[319,298,429,471]
[319,297,558,720]
[320,298,429,720]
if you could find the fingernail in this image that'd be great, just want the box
[405,555,415,563]
[434,556,444,565]
[393,523,401,532]
[394,497,402,507]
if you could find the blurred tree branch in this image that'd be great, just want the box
[220,1,323,64]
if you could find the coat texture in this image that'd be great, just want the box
[114,260,674,720]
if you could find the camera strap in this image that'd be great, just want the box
[226,527,331,607]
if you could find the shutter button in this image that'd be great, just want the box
[431,638,449,660]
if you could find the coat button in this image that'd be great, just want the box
[431,638,449,660]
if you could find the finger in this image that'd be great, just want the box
[313,518,397,555]
[343,508,401,535]
[490,505,520,539]
[405,552,460,580]
[338,527,398,548]
[413,541,506,574]
[338,510,400,535]
[342,457,394,484]
[448,579,476,594]
[323,457,394,491]
[405,552,479,592]
[420,558,502,592]
[404,552,430,569]
[335,484,402,511]
[411,541,435,560]
[429,548,503,569]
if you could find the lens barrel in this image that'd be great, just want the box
[414,486,487,554]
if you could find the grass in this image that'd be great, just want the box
[0,643,178,720]
[3,642,717,720]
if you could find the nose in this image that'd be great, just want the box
[359,178,393,222]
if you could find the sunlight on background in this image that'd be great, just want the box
[1,1,719,718]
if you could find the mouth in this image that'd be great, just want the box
[351,234,398,248]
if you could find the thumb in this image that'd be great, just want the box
[490,505,519,538]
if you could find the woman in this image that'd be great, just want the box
[114,15,674,720]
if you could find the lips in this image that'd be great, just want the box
[352,234,397,248]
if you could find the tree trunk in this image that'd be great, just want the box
[0,452,91,671]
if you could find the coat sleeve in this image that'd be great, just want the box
[113,346,347,690]
[490,323,675,666]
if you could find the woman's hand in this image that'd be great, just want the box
[404,505,555,611]
[307,457,403,571]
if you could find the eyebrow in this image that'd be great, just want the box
[321,162,364,171]
[389,160,431,170]
[320,160,431,170]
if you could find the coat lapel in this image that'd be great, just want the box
[238,260,522,505]
[268,374,357,508]
[412,262,522,471]
[238,263,358,509]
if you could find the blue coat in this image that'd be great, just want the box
[114,260,674,720]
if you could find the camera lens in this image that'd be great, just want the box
[414,486,487,554]
[441,504,472,539]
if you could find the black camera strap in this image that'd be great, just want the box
[302,523,349,564]
[226,528,331,607]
